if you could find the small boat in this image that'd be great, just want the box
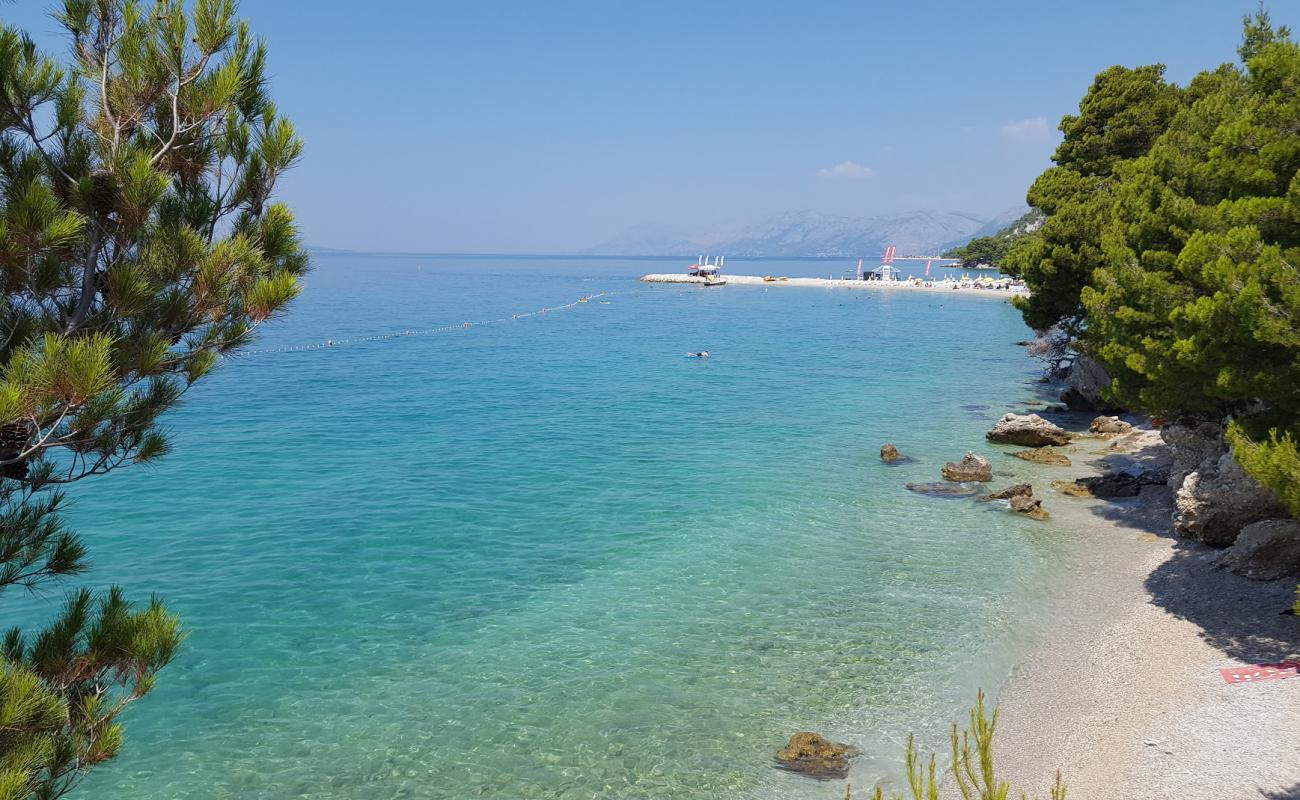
[688,255,727,286]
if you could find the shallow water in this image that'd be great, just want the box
[50,255,1068,799]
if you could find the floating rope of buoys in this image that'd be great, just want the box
[236,290,629,357]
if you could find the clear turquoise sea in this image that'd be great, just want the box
[57,255,1069,799]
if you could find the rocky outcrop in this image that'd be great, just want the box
[880,443,904,462]
[1059,353,1120,412]
[986,414,1072,447]
[941,452,993,482]
[1089,416,1133,437]
[1162,418,1225,490]
[1215,520,1300,581]
[774,732,860,779]
[1009,494,1049,520]
[1012,446,1072,466]
[985,483,1033,500]
[1174,452,1289,546]
[907,481,980,497]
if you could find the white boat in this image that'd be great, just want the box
[688,255,727,286]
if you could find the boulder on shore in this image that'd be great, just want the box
[1215,520,1300,581]
[774,732,860,779]
[1174,452,1288,546]
[1059,354,1121,412]
[1089,416,1134,437]
[1012,446,1072,466]
[984,483,1033,500]
[1161,418,1224,490]
[986,414,1072,447]
[1009,494,1050,520]
[941,452,993,482]
[880,443,904,462]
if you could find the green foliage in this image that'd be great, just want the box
[1009,9,1300,502]
[1006,64,1182,331]
[1227,424,1300,518]
[0,1,304,796]
[942,210,1044,270]
[848,691,1066,800]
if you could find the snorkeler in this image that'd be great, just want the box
[687,351,710,358]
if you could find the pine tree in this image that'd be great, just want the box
[0,2,304,796]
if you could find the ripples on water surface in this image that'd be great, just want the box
[59,255,1070,799]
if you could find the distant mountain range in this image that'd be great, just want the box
[588,206,1029,258]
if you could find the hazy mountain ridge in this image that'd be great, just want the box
[590,206,1028,258]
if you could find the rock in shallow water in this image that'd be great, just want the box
[880,443,904,462]
[1012,446,1072,466]
[1051,479,1093,498]
[1009,494,1050,520]
[986,413,1072,447]
[774,732,860,779]
[983,483,1033,500]
[907,481,981,497]
[941,452,993,482]
[1215,520,1300,581]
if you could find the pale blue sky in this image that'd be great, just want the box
[6,1,1294,252]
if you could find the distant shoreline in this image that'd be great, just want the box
[640,273,1023,298]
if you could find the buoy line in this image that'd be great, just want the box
[234,290,630,357]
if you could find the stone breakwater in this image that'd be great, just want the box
[640,274,1028,298]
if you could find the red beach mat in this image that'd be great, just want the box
[1220,662,1300,684]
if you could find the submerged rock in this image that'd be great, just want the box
[941,452,993,482]
[774,732,861,779]
[986,413,1072,447]
[1051,479,1093,498]
[984,483,1033,500]
[880,443,904,462]
[1216,520,1300,581]
[907,481,980,498]
[1009,494,1050,520]
[1175,453,1289,546]
[1089,416,1134,437]
[1012,446,1072,466]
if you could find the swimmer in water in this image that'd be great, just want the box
[688,351,710,358]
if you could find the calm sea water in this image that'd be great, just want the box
[57,254,1068,799]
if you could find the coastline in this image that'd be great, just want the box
[960,427,1300,799]
[640,273,1025,299]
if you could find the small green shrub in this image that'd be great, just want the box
[846,691,1066,800]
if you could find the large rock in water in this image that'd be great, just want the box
[985,483,1033,500]
[880,443,904,462]
[1174,452,1289,546]
[941,452,993,482]
[1216,520,1300,581]
[774,732,860,779]
[1059,354,1120,412]
[986,414,1072,447]
[1009,494,1050,520]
